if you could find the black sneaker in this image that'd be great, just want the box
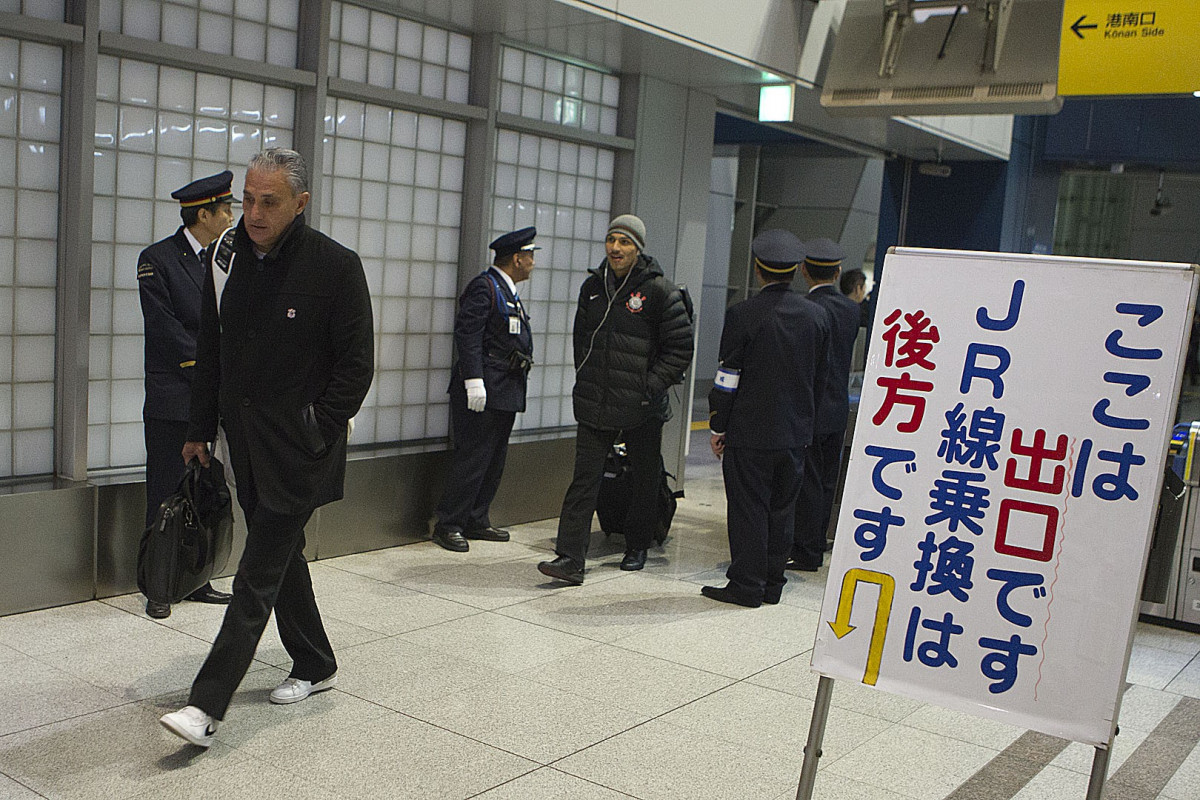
[537,556,584,585]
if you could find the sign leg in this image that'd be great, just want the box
[796,675,835,800]
[1086,742,1112,800]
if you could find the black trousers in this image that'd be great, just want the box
[144,416,214,596]
[723,445,805,602]
[555,419,663,564]
[188,467,335,720]
[792,427,846,565]
[434,384,517,532]
[144,417,190,528]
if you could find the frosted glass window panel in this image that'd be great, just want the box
[13,429,51,476]
[490,128,613,431]
[329,2,469,101]
[320,94,463,443]
[108,422,145,467]
[499,46,618,133]
[103,0,297,68]
[19,93,60,142]
[89,56,292,469]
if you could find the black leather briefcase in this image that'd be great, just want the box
[137,457,234,604]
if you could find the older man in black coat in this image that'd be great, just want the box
[160,149,374,747]
[704,230,830,608]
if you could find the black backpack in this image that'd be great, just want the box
[596,443,681,546]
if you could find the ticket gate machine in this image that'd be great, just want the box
[1141,422,1200,626]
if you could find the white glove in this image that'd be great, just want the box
[465,378,487,412]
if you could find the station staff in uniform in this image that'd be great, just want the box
[430,227,538,552]
[137,171,237,619]
[791,239,859,571]
[704,230,830,607]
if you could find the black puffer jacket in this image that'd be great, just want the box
[572,254,694,430]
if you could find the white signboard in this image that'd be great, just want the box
[811,248,1199,746]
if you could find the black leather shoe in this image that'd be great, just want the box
[432,527,469,552]
[185,586,233,604]
[146,600,171,619]
[619,549,647,571]
[464,526,510,542]
[785,557,821,572]
[538,556,584,585]
[701,584,762,608]
[763,589,782,605]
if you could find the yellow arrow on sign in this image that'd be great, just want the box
[827,568,896,686]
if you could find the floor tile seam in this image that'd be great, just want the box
[601,636,787,681]
[0,695,148,742]
[459,764,544,800]
[0,771,44,799]
[6,647,144,707]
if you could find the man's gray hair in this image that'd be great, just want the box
[248,148,309,195]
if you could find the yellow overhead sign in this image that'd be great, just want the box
[1058,0,1200,95]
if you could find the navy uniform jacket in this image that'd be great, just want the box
[709,283,830,449]
[805,284,862,436]
[187,215,374,515]
[450,267,533,413]
[138,227,203,421]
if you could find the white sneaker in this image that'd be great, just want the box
[160,705,217,747]
[269,674,337,705]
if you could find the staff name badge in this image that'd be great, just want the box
[509,316,521,335]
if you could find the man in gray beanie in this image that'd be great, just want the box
[538,214,694,584]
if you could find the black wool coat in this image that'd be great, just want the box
[187,215,375,515]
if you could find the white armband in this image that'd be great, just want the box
[713,366,740,392]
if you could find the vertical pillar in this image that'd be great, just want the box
[295,0,331,227]
[458,33,499,285]
[56,0,99,481]
[617,75,716,483]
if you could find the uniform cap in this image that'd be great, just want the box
[607,214,646,251]
[170,170,238,208]
[751,229,805,274]
[489,226,540,259]
[803,237,845,269]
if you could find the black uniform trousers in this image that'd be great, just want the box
[555,418,662,564]
[144,417,216,596]
[144,417,190,528]
[188,463,336,720]
[435,381,517,532]
[723,445,806,603]
[792,427,846,566]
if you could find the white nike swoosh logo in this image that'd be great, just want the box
[589,294,599,300]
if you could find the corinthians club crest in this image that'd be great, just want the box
[626,291,646,313]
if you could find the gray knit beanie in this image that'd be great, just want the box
[607,214,646,251]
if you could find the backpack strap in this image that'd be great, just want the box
[211,226,238,315]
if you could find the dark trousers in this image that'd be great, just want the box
[555,419,663,564]
[144,416,214,597]
[434,385,517,532]
[792,427,846,566]
[723,445,805,602]
[188,468,335,720]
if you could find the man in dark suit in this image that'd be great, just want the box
[430,227,538,552]
[790,239,860,571]
[160,149,374,747]
[137,171,237,619]
[704,230,829,608]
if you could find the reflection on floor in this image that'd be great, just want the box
[1,429,1199,799]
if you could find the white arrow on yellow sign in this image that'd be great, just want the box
[827,568,896,686]
[1059,0,1200,95]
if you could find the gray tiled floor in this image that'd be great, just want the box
[2,430,1200,799]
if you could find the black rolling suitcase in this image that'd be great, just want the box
[596,443,681,546]
[137,457,234,605]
